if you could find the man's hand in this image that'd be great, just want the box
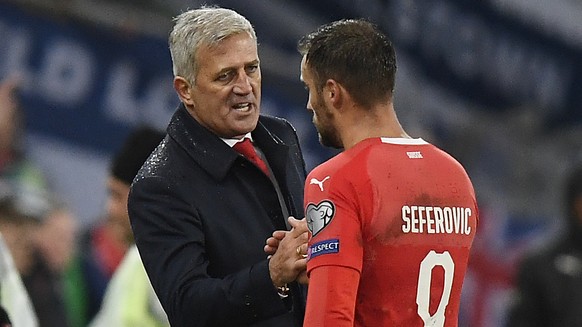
[266,217,309,287]
[264,230,286,258]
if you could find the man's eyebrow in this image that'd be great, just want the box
[216,59,260,74]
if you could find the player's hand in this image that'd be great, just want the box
[268,217,309,286]
[264,217,309,256]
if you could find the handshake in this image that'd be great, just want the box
[264,217,310,287]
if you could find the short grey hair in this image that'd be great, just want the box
[169,7,257,84]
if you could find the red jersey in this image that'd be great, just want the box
[304,137,478,327]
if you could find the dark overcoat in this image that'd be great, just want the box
[128,104,307,327]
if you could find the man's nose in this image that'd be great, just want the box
[233,73,252,94]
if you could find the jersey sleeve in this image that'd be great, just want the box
[303,265,360,327]
[305,168,365,276]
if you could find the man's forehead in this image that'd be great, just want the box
[206,31,256,49]
[300,56,312,83]
[196,36,258,69]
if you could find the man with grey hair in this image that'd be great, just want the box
[128,6,308,327]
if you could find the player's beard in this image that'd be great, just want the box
[312,94,342,149]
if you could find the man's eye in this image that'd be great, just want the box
[246,65,259,73]
[217,71,232,81]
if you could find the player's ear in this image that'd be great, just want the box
[325,79,343,109]
[174,76,194,106]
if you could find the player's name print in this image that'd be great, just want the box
[401,205,472,235]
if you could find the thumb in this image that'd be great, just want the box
[288,216,308,232]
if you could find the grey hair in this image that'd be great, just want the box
[169,7,257,84]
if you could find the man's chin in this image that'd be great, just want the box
[319,134,342,149]
[230,127,257,139]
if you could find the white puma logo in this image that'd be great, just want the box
[309,176,330,191]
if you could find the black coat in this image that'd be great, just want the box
[128,104,307,327]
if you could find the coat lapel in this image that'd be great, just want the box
[166,104,292,183]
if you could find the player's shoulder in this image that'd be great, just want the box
[308,149,354,177]
[415,141,469,170]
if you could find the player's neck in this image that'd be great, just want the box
[339,103,410,150]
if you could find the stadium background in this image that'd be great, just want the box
[1,0,581,326]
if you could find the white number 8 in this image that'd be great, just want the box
[416,251,454,327]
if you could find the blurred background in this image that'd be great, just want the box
[0,0,581,326]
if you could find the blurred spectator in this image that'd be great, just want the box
[1,75,49,320]
[89,245,169,327]
[0,185,41,277]
[507,163,582,326]
[22,198,79,327]
[0,76,47,197]
[0,74,94,326]
[78,126,165,324]
[0,232,38,327]
[0,188,39,327]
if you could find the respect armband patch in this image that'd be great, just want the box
[309,239,339,259]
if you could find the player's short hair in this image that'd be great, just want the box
[298,19,397,108]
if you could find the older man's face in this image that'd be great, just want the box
[185,33,261,138]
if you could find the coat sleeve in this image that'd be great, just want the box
[128,176,289,327]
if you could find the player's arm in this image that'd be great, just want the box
[304,265,360,327]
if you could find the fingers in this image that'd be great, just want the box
[265,236,280,247]
[264,245,276,256]
[266,217,311,284]
[271,230,287,240]
[264,235,281,255]
[295,243,308,257]
[288,217,308,234]
[270,217,308,248]
[293,257,307,269]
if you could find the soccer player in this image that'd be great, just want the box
[297,19,479,326]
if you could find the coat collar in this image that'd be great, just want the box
[166,104,290,181]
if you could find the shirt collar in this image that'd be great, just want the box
[380,137,427,145]
[221,132,253,148]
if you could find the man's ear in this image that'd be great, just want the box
[325,79,343,109]
[174,76,194,106]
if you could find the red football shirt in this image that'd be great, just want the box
[304,137,478,327]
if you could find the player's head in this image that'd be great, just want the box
[297,19,397,109]
[298,19,397,148]
[299,55,341,149]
